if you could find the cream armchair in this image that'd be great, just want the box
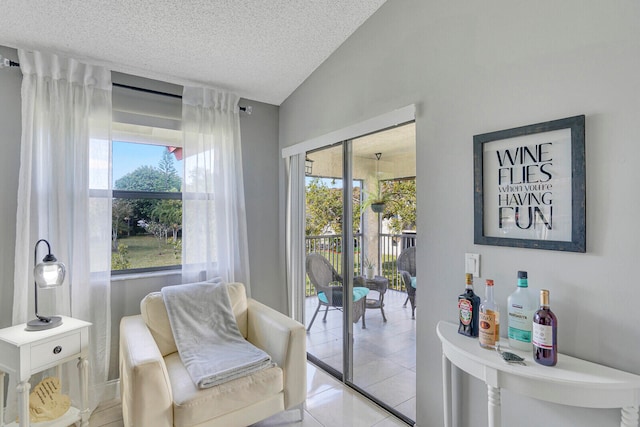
[119,282,306,427]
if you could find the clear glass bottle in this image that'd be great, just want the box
[458,273,481,337]
[479,279,499,349]
[507,271,537,350]
[533,289,558,366]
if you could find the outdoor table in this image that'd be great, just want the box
[359,275,388,322]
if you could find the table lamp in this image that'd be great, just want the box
[26,239,65,331]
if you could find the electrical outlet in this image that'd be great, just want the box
[465,253,480,278]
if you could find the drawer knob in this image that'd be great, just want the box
[53,346,62,354]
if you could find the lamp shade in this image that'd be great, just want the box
[34,255,65,288]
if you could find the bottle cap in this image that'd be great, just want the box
[486,279,494,286]
[465,273,473,285]
[517,270,528,287]
[540,289,550,306]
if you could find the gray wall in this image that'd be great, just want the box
[0,46,21,329]
[240,100,283,311]
[0,46,22,403]
[279,1,640,426]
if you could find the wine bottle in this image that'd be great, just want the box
[479,279,499,349]
[458,273,481,337]
[533,289,558,366]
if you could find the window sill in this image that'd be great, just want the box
[110,269,181,282]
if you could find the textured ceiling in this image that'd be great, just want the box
[0,0,387,105]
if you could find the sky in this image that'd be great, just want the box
[112,141,183,185]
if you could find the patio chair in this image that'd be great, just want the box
[397,246,417,319]
[306,253,369,331]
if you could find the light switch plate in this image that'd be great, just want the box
[465,253,480,278]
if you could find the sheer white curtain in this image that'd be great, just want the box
[181,87,250,292]
[285,154,306,321]
[12,50,112,413]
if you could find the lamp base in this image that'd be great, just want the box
[26,316,63,331]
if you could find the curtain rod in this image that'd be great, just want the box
[0,58,252,114]
[113,83,252,114]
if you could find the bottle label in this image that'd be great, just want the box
[532,323,554,349]
[479,310,497,347]
[459,299,472,325]
[508,327,531,342]
[508,308,532,343]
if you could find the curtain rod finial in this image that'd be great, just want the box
[0,55,20,69]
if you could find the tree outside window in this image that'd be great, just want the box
[112,142,183,271]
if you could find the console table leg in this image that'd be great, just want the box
[442,353,452,427]
[16,380,30,427]
[621,406,639,427]
[78,357,90,427]
[487,384,501,427]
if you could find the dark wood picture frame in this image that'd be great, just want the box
[474,115,586,252]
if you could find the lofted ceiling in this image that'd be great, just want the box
[0,1,387,106]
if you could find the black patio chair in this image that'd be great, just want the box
[397,246,417,319]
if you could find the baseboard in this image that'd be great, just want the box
[92,378,120,407]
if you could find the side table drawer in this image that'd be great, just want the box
[30,332,81,371]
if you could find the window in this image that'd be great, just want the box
[111,124,183,273]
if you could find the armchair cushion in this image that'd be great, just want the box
[317,286,369,305]
[166,352,283,427]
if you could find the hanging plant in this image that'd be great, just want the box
[370,201,386,213]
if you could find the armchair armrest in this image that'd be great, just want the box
[246,299,306,409]
[120,315,173,427]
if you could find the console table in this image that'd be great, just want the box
[0,316,91,427]
[437,321,640,427]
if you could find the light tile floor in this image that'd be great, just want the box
[251,363,409,427]
[88,363,409,427]
[304,289,416,422]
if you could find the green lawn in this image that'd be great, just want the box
[113,234,181,270]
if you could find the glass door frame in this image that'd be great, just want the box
[341,140,355,383]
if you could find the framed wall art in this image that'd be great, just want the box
[473,115,586,252]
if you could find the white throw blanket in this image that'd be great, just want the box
[161,282,274,389]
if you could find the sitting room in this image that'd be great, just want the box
[1,1,640,427]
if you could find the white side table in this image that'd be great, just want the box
[437,320,640,427]
[0,316,91,427]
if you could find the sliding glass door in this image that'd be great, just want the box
[349,125,417,425]
[303,122,416,424]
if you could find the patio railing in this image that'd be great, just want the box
[305,232,416,297]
